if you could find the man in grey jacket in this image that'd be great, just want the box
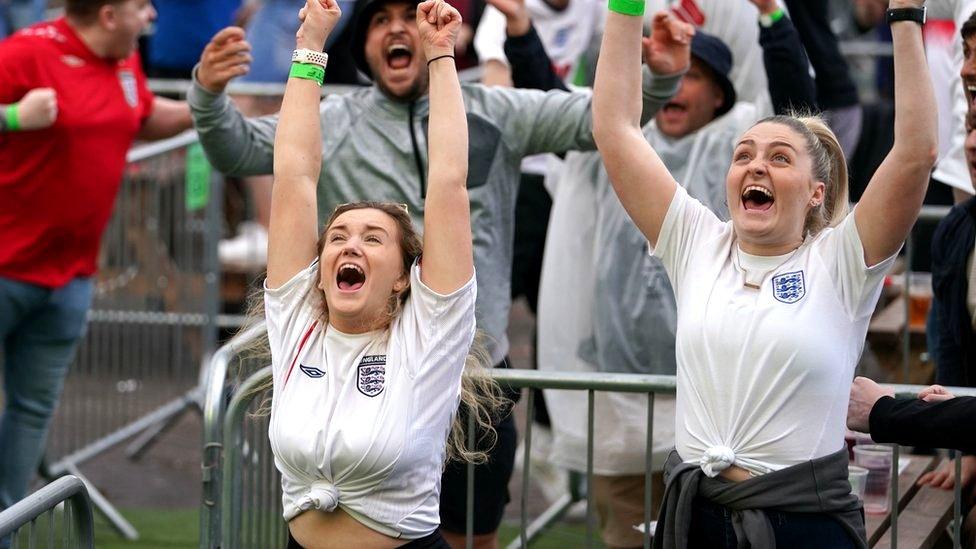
[189,0,672,544]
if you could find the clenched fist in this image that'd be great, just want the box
[13,88,58,131]
[417,0,462,61]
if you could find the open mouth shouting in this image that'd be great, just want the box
[386,42,413,71]
[337,263,367,293]
[659,101,688,120]
[741,185,774,212]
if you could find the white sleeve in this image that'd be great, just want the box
[816,213,898,320]
[264,261,320,385]
[397,260,477,377]
[932,4,975,194]
[650,185,725,288]
[473,6,509,66]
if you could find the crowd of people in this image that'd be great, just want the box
[2,0,976,548]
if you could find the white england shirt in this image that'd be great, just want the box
[264,260,476,538]
[653,186,895,477]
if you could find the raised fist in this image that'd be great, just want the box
[643,12,694,76]
[16,88,58,130]
[417,0,462,61]
[297,0,343,52]
[486,0,530,36]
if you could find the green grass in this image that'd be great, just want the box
[88,508,606,548]
[94,509,198,548]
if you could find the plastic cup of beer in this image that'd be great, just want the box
[848,465,869,501]
[908,272,933,329]
[853,445,893,514]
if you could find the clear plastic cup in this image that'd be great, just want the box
[853,445,893,514]
[848,465,869,501]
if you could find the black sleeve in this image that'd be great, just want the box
[870,396,976,454]
[758,15,817,115]
[782,0,859,110]
[503,25,570,92]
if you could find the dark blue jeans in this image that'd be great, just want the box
[0,276,93,514]
[688,496,857,548]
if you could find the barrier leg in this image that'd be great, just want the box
[125,393,200,459]
[61,463,138,541]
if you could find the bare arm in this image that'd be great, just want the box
[853,0,937,266]
[592,11,692,246]
[266,0,342,289]
[138,97,193,140]
[418,0,473,293]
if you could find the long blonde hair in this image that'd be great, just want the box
[755,114,850,236]
[239,201,507,463]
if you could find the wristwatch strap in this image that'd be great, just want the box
[292,48,329,68]
[885,6,926,25]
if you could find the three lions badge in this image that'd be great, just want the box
[357,355,386,397]
[772,271,805,304]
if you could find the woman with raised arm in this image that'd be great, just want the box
[593,0,936,547]
[264,1,487,547]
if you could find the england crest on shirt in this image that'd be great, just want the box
[357,355,387,397]
[118,69,138,108]
[772,271,805,304]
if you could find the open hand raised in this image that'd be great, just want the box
[417,0,463,61]
[642,12,694,76]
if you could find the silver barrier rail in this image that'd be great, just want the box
[148,66,485,99]
[898,206,953,384]
[221,366,285,549]
[37,129,222,540]
[0,475,94,548]
[214,360,976,549]
[201,320,270,549]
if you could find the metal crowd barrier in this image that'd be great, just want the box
[216,365,976,549]
[204,318,976,549]
[0,476,94,548]
[37,130,223,539]
[201,321,271,547]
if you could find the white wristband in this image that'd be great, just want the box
[292,48,329,68]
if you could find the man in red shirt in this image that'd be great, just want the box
[0,0,193,516]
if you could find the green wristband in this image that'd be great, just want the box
[608,0,644,16]
[289,62,325,86]
[5,104,20,132]
[759,7,785,27]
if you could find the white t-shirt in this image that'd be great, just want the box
[473,0,603,81]
[264,260,476,538]
[653,186,895,477]
[929,0,976,194]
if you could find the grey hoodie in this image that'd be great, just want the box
[189,75,672,364]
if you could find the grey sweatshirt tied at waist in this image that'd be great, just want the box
[653,447,866,549]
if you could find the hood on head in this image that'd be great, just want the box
[351,0,423,79]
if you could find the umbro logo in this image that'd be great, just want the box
[299,364,325,378]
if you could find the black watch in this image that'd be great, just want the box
[886,6,926,25]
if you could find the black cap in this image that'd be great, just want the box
[689,31,736,117]
[351,0,422,79]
